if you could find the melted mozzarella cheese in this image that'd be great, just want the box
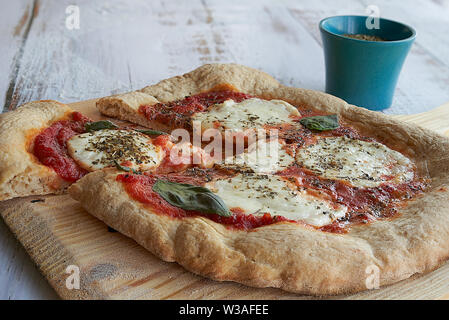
[206,174,347,227]
[220,138,295,174]
[295,136,414,188]
[67,129,164,171]
[191,98,300,131]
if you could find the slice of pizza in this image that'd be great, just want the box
[96,65,303,135]
[0,101,213,201]
[71,64,449,295]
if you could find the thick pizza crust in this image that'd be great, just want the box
[87,64,449,295]
[0,100,73,200]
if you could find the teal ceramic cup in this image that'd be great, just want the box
[319,15,416,111]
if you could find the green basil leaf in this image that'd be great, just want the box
[299,114,339,131]
[135,129,168,136]
[113,160,141,174]
[152,179,232,217]
[85,120,119,132]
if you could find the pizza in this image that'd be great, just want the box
[0,101,212,201]
[2,64,449,296]
[68,64,449,295]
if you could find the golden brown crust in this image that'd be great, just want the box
[88,64,449,295]
[0,100,73,200]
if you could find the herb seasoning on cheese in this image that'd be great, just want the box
[295,136,414,188]
[206,173,347,227]
[67,130,164,171]
[192,98,300,131]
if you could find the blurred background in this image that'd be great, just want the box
[1,0,449,299]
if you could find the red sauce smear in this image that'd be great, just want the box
[138,90,253,129]
[210,208,295,230]
[116,173,294,230]
[151,134,185,173]
[266,119,372,151]
[33,112,90,182]
[150,134,205,173]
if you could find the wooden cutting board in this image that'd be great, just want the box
[1,99,449,300]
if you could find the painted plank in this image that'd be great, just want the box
[5,0,239,110]
[200,0,325,91]
[5,0,449,114]
[4,0,132,111]
[0,0,59,300]
[0,0,35,111]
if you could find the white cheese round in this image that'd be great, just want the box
[220,138,295,174]
[191,98,300,132]
[295,136,414,188]
[206,173,347,227]
[67,129,164,171]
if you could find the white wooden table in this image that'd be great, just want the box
[1,0,449,299]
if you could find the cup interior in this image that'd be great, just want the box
[320,15,415,42]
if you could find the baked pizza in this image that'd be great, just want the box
[2,64,449,296]
[0,101,212,201]
[68,64,449,295]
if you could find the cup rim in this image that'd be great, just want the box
[319,15,416,44]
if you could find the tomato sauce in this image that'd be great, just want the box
[138,90,253,129]
[266,120,371,150]
[150,134,181,173]
[208,209,296,230]
[117,173,189,218]
[33,112,90,182]
[150,134,201,173]
[278,166,427,232]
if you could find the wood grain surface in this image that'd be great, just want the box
[1,0,449,300]
[1,98,449,300]
[2,0,449,115]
